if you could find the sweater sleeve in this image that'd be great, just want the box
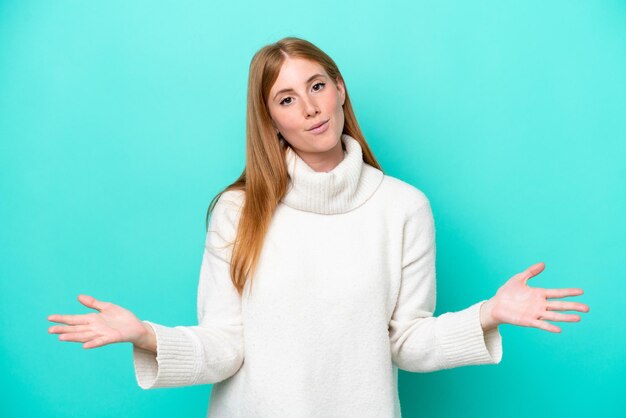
[388,197,503,373]
[132,191,245,389]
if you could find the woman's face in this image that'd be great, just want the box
[267,57,346,169]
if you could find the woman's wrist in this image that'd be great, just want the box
[480,299,500,332]
[133,322,157,353]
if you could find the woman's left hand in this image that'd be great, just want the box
[480,262,590,333]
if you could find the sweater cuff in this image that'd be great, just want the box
[132,321,199,389]
[436,300,503,369]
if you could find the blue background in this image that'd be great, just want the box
[1,1,624,417]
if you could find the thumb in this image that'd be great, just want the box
[519,262,546,285]
[78,294,106,312]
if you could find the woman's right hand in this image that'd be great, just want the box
[48,294,151,350]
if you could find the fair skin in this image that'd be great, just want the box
[47,59,589,353]
[478,262,588,332]
[267,56,346,173]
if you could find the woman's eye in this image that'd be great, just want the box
[279,82,326,106]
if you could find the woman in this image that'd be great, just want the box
[48,37,589,417]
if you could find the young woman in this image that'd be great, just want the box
[48,37,590,417]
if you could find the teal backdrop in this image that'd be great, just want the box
[1,1,624,417]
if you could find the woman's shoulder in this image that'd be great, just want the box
[379,173,431,211]
[217,188,246,208]
[208,189,245,231]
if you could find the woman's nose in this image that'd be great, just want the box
[303,97,320,117]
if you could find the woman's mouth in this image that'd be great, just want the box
[307,119,329,134]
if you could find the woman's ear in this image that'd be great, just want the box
[336,76,346,106]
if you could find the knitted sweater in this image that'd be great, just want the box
[133,133,503,418]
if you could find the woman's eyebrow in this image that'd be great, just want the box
[273,74,326,100]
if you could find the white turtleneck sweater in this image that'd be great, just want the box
[133,134,503,418]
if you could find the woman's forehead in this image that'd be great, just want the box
[271,58,327,91]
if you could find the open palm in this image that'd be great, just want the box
[48,294,146,349]
[490,262,590,333]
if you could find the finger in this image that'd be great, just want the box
[530,319,561,333]
[48,325,90,334]
[78,294,107,312]
[47,314,90,325]
[59,331,97,343]
[546,300,590,313]
[83,336,111,349]
[545,288,585,299]
[519,262,545,284]
[540,311,581,322]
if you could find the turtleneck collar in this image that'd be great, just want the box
[280,133,384,215]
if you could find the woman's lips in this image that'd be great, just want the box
[307,119,329,134]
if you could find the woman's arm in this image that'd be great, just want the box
[48,191,246,389]
[389,196,590,374]
[388,194,590,376]
[132,190,245,389]
[389,196,503,373]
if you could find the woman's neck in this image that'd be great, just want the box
[289,138,345,173]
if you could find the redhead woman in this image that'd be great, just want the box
[48,37,590,418]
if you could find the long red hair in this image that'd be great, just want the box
[206,37,384,296]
